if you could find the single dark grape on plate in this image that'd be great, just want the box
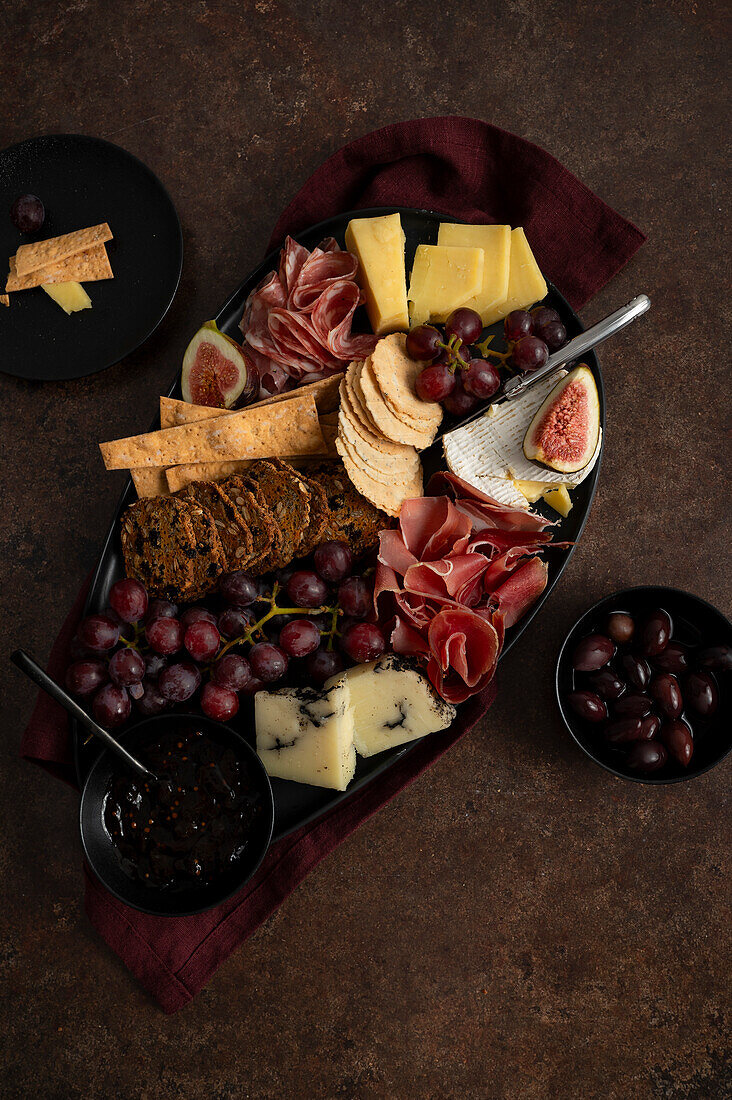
[78,614,120,653]
[184,620,221,662]
[65,659,108,697]
[442,380,478,417]
[108,647,145,686]
[661,719,693,767]
[504,309,533,342]
[144,652,167,679]
[249,642,288,683]
[212,653,252,691]
[445,307,483,344]
[536,319,567,352]
[511,335,549,372]
[146,616,183,656]
[462,359,500,399]
[627,741,668,773]
[218,606,255,640]
[279,618,321,658]
[684,670,718,716]
[181,606,217,628]
[109,577,148,623]
[314,540,352,583]
[219,570,258,608]
[341,622,386,663]
[306,646,344,685]
[416,363,456,403]
[338,576,372,619]
[572,633,614,672]
[201,682,239,722]
[158,661,201,703]
[287,570,328,609]
[145,598,178,624]
[10,193,45,233]
[406,325,442,361]
[92,683,131,728]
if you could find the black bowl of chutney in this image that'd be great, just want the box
[80,714,274,916]
[556,586,732,785]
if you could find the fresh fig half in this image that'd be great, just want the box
[181,321,258,408]
[522,365,600,474]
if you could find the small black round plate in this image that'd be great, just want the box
[0,134,182,381]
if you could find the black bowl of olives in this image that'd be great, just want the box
[556,586,732,783]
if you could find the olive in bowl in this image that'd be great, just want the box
[556,586,732,784]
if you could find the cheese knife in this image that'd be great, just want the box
[439,294,650,440]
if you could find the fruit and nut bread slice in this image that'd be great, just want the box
[241,459,311,572]
[120,496,224,602]
[177,479,253,571]
[307,461,390,556]
[221,475,277,573]
[295,473,330,556]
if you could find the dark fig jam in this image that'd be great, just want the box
[103,728,262,890]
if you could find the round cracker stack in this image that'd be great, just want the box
[336,334,442,517]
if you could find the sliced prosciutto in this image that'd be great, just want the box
[240,236,377,397]
[376,478,567,703]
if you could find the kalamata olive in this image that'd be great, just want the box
[639,608,672,657]
[652,642,690,675]
[606,612,635,644]
[605,717,644,744]
[613,693,653,718]
[567,691,607,723]
[572,633,615,672]
[649,673,683,719]
[587,669,626,700]
[621,653,651,691]
[639,715,661,740]
[660,719,694,767]
[697,645,732,673]
[684,670,719,716]
[627,741,668,773]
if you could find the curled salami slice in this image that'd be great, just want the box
[278,236,310,295]
[288,249,360,311]
[310,280,378,360]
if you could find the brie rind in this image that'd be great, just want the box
[443,370,602,491]
[326,656,456,758]
[255,683,355,791]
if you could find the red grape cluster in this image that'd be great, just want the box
[65,540,386,730]
[409,304,567,417]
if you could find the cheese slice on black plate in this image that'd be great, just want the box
[326,656,456,758]
[255,682,356,791]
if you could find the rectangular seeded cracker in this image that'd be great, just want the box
[6,244,113,292]
[159,374,343,430]
[14,222,112,277]
[99,393,325,470]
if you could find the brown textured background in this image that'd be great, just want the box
[1,1,730,1097]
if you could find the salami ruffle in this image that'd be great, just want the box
[376,478,560,703]
[240,236,378,396]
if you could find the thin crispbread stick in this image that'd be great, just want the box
[130,467,171,498]
[14,223,112,277]
[159,373,344,430]
[6,244,113,292]
[100,393,325,470]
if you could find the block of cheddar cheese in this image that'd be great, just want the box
[480,228,547,327]
[437,223,511,323]
[407,244,484,328]
[344,213,409,335]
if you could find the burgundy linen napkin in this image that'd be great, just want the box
[21,116,645,1013]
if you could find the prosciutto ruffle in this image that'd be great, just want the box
[376,477,559,704]
[240,236,378,397]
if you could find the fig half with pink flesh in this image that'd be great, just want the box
[522,365,600,474]
[181,321,258,408]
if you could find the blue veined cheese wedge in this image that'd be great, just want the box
[326,655,456,758]
[407,245,484,327]
[255,682,355,790]
[344,213,408,335]
[436,223,511,323]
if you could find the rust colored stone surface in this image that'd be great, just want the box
[0,1,730,1097]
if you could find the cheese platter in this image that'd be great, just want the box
[70,207,611,854]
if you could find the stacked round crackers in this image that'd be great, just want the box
[336,333,442,517]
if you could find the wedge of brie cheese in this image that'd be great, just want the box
[326,656,456,758]
[255,682,356,791]
[444,370,601,496]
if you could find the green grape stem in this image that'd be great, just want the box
[213,581,342,664]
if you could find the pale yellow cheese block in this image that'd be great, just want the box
[42,282,91,314]
[480,228,547,326]
[407,245,484,327]
[345,213,408,335]
[514,479,573,517]
[437,223,511,323]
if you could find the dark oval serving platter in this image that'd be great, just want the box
[73,207,605,840]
